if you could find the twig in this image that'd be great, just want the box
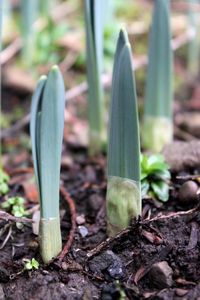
[87,205,199,259]
[87,227,131,259]
[58,186,76,261]
[142,205,199,224]
[0,38,22,65]
[7,167,34,176]
[0,211,33,223]
[0,225,12,250]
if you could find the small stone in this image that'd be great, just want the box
[178,181,199,203]
[78,226,88,238]
[148,261,173,288]
[89,250,125,280]
[76,215,85,225]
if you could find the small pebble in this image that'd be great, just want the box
[178,180,199,203]
[148,261,173,288]
[76,215,85,225]
[89,250,125,280]
[78,226,88,238]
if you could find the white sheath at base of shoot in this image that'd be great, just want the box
[106,176,141,237]
[39,218,62,264]
[142,116,173,153]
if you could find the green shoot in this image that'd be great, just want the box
[30,65,65,263]
[142,0,173,152]
[106,29,141,236]
[21,0,38,68]
[24,258,39,271]
[141,154,171,202]
[187,0,200,78]
[1,196,27,217]
[84,0,107,155]
[0,169,10,196]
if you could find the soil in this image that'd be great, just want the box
[1,135,200,300]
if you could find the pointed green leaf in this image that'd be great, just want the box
[144,0,173,118]
[38,66,65,219]
[108,31,140,182]
[151,181,169,202]
[84,0,107,154]
[30,76,47,197]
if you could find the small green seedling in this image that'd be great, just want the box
[24,258,39,271]
[0,170,10,196]
[1,196,26,217]
[141,154,171,202]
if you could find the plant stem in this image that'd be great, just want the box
[107,176,141,236]
[39,217,62,264]
[142,116,173,153]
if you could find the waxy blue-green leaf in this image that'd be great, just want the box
[21,0,38,65]
[30,75,47,199]
[144,0,172,118]
[106,29,141,236]
[108,29,140,182]
[188,0,200,77]
[84,0,107,154]
[30,66,65,263]
[38,66,65,219]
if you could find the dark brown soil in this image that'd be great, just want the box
[0,147,200,300]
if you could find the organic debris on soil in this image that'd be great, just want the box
[0,148,200,300]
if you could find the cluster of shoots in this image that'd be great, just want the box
[1,0,179,261]
[30,65,65,263]
[142,0,173,153]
